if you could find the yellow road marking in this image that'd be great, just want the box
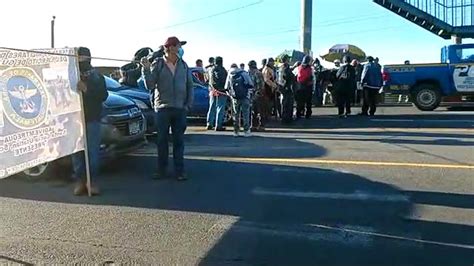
[128,154,474,170]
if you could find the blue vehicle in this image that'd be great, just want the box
[106,69,231,133]
[383,43,474,111]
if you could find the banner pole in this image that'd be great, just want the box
[79,91,92,197]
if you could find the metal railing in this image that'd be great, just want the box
[403,0,474,27]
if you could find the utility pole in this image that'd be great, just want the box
[301,0,312,54]
[51,16,56,48]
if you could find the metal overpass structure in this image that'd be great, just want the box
[374,0,474,42]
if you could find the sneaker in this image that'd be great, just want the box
[244,130,252,137]
[215,127,226,132]
[338,114,345,119]
[233,131,240,137]
[73,181,87,196]
[258,126,266,132]
[206,125,214,130]
[176,172,188,181]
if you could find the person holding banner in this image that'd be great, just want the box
[72,47,108,196]
[141,37,194,181]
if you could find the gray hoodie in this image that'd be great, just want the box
[142,58,194,111]
[224,67,254,99]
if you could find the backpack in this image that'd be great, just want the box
[231,72,248,99]
[211,66,227,91]
[337,65,350,80]
[297,66,312,85]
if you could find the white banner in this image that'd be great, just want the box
[0,48,84,178]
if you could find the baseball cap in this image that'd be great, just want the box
[164,36,187,48]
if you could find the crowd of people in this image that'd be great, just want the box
[195,52,384,136]
[73,36,384,195]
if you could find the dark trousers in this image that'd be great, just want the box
[252,94,267,129]
[281,88,294,123]
[295,85,313,118]
[156,108,187,174]
[362,87,379,115]
[273,91,282,118]
[336,90,352,115]
[72,121,101,181]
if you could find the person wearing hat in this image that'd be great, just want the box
[248,60,266,131]
[141,36,193,181]
[72,47,108,196]
[360,56,383,116]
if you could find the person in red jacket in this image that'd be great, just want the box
[295,56,314,119]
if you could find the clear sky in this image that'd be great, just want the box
[0,0,468,68]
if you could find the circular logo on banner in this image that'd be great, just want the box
[1,67,48,129]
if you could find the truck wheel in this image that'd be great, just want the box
[412,85,441,111]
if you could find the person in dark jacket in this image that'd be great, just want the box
[248,60,266,131]
[207,56,228,131]
[278,55,296,124]
[72,47,108,196]
[119,47,153,87]
[360,56,383,116]
[351,59,363,105]
[259,58,267,72]
[142,36,194,181]
[295,55,314,119]
[335,56,356,117]
[312,58,324,106]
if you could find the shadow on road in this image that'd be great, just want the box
[1,151,472,265]
[263,112,474,130]
[0,255,33,266]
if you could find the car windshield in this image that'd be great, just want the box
[456,48,474,62]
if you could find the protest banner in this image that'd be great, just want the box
[0,48,85,179]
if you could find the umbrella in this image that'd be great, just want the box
[321,44,366,62]
[276,50,306,65]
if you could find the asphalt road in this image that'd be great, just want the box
[1,106,473,265]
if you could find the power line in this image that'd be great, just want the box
[317,25,404,38]
[234,14,390,39]
[149,0,264,31]
[317,15,387,27]
[0,47,133,63]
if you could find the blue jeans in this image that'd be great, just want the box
[156,108,187,174]
[72,121,101,181]
[232,98,251,132]
[206,95,227,128]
